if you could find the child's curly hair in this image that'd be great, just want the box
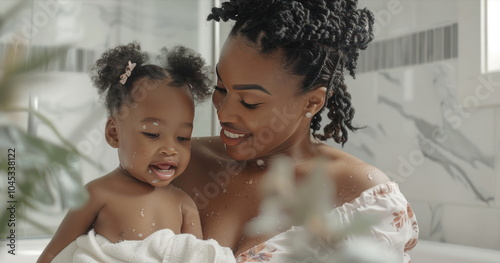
[208,0,374,145]
[90,42,212,116]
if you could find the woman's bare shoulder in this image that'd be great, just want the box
[316,144,391,203]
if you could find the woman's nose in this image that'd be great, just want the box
[213,94,237,123]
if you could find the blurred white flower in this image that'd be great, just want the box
[245,156,396,263]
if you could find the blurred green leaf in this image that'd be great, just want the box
[0,0,29,31]
[0,123,90,236]
[6,107,104,170]
[0,0,99,241]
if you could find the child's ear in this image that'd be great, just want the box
[305,86,327,115]
[105,118,119,148]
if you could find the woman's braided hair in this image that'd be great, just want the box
[208,0,374,145]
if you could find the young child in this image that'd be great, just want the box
[37,43,233,263]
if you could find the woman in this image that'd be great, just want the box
[173,0,418,262]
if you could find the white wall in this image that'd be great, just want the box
[340,0,500,251]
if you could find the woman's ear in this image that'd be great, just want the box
[105,118,119,148]
[305,86,327,115]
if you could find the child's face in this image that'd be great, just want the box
[108,77,195,187]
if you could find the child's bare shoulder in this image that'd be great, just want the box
[84,169,124,197]
[165,184,189,198]
[165,185,196,206]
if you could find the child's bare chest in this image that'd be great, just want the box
[93,189,183,243]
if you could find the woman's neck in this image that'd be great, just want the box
[252,132,322,167]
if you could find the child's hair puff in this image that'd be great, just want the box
[90,42,212,116]
[157,46,213,104]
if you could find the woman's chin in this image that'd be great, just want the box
[224,143,260,161]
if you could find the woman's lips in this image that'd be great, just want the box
[220,128,250,146]
[149,162,176,180]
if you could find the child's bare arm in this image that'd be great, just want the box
[180,191,203,239]
[37,182,103,263]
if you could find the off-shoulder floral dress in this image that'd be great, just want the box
[236,182,419,263]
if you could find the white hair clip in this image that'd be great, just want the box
[119,61,137,85]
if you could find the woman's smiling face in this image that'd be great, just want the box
[107,77,194,186]
[213,36,312,161]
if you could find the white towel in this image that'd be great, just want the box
[52,229,236,263]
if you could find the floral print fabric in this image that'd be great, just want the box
[236,182,419,263]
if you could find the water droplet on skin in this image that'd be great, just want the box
[132,229,136,232]
[367,173,373,180]
[339,186,359,201]
[152,179,159,184]
[191,222,194,227]
[152,122,158,126]
[138,233,143,237]
[140,209,145,217]
[208,140,212,143]
[142,125,146,129]
[149,169,152,174]
[194,192,199,196]
[152,223,156,226]
[222,188,227,193]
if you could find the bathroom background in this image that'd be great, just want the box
[0,0,499,259]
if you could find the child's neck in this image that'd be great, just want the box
[117,165,155,188]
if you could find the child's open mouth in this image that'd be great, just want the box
[149,163,176,180]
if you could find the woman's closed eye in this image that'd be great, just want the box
[214,85,262,109]
[240,100,262,109]
[142,132,159,139]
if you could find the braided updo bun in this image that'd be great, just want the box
[208,0,374,145]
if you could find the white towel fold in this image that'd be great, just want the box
[52,229,236,263]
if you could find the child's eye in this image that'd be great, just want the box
[177,136,191,142]
[142,132,159,139]
[213,85,226,93]
[240,100,262,109]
